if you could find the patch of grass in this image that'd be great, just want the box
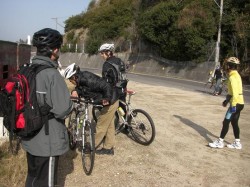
[0,141,26,187]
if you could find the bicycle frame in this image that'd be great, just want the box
[92,89,156,145]
[71,98,91,145]
[69,97,97,175]
[116,91,135,128]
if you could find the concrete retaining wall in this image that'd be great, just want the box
[59,52,215,83]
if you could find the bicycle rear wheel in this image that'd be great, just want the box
[128,109,155,145]
[220,84,228,96]
[68,109,77,150]
[81,120,95,175]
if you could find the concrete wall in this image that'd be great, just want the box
[59,52,215,83]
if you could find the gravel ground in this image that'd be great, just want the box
[56,80,250,187]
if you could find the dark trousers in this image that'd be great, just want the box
[220,104,244,139]
[25,152,59,187]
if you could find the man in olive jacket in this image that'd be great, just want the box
[21,28,73,187]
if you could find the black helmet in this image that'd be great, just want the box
[33,28,62,49]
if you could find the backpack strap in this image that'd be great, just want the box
[30,64,54,135]
[106,61,120,84]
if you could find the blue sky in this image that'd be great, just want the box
[0,0,91,43]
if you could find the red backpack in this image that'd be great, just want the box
[0,64,52,139]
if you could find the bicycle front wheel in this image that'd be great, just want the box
[81,120,95,175]
[204,82,215,95]
[68,109,77,150]
[128,109,155,145]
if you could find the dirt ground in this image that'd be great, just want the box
[56,80,250,187]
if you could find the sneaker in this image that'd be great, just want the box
[96,148,114,155]
[209,139,224,148]
[227,141,242,149]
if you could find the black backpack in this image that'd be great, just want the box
[107,59,128,89]
[0,63,52,139]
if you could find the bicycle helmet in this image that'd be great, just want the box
[33,28,63,49]
[226,57,240,64]
[98,43,115,52]
[64,63,77,79]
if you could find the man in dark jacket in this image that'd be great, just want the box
[64,63,112,105]
[21,28,73,187]
[64,63,114,154]
[93,43,124,155]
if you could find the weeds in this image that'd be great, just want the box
[0,140,26,187]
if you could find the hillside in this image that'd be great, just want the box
[62,0,250,63]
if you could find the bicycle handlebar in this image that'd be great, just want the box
[70,96,95,104]
[70,96,104,107]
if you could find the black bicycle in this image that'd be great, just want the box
[92,89,155,146]
[68,97,97,175]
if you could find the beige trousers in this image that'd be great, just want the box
[95,100,119,149]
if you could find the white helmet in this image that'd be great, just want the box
[98,43,115,52]
[64,63,77,79]
[226,57,240,64]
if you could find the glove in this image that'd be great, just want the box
[230,106,236,113]
[222,100,228,107]
[222,95,232,107]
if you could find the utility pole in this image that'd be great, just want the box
[51,17,58,30]
[214,0,223,67]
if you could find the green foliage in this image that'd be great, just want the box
[64,0,135,54]
[64,0,250,62]
[139,1,217,61]
[85,36,102,55]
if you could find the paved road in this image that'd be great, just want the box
[88,68,250,104]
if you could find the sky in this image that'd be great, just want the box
[0,0,92,43]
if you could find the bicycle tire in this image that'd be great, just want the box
[9,132,21,155]
[68,109,77,150]
[81,120,95,175]
[92,106,101,123]
[220,84,228,96]
[128,109,155,145]
[204,82,215,95]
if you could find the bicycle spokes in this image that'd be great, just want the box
[129,109,155,145]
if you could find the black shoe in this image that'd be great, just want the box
[96,148,114,155]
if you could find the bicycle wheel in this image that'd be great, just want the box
[92,106,102,123]
[128,109,155,145]
[68,109,77,150]
[9,132,21,155]
[81,120,95,175]
[204,82,215,95]
[220,84,228,96]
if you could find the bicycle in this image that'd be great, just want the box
[204,77,228,96]
[67,96,97,175]
[92,89,156,146]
